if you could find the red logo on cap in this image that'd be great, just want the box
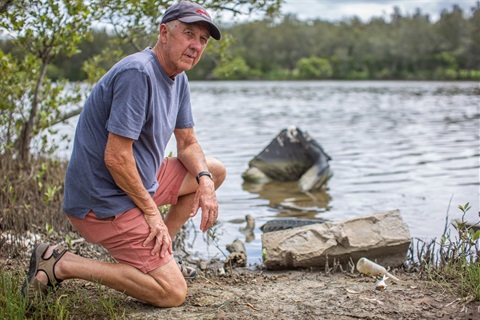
[196,9,209,18]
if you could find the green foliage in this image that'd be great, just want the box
[296,56,333,79]
[82,47,126,84]
[0,0,92,161]
[453,203,480,247]
[1,0,89,59]
[0,272,29,320]
[431,254,480,303]
[65,233,73,249]
[213,56,254,80]
[0,51,34,155]
[346,69,369,80]
[428,203,479,301]
[45,222,54,238]
[407,202,479,302]
[224,5,479,80]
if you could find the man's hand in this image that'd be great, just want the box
[142,212,172,257]
[190,178,218,232]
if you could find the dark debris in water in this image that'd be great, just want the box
[260,218,325,233]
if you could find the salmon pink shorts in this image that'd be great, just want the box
[67,157,187,273]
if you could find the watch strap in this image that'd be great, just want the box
[196,171,214,184]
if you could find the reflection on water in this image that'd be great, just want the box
[54,81,480,265]
[242,181,331,219]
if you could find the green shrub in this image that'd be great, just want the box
[425,203,480,301]
[296,56,333,79]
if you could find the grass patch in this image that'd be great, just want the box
[0,269,127,319]
[408,202,480,303]
[430,255,480,302]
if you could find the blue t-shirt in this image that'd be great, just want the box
[63,48,194,218]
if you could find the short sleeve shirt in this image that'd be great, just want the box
[63,48,194,218]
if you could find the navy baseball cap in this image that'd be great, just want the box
[161,1,221,40]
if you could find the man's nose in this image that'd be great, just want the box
[190,38,204,51]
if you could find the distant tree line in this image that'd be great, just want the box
[1,3,479,83]
[201,4,479,80]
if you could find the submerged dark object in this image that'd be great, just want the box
[261,218,325,233]
[242,126,333,192]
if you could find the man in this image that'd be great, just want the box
[22,1,225,307]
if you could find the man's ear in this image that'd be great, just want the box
[159,23,168,43]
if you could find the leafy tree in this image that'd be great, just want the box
[213,56,254,79]
[0,0,281,161]
[465,2,480,72]
[0,51,31,154]
[436,5,468,54]
[0,0,93,162]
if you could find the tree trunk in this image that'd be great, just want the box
[18,61,48,163]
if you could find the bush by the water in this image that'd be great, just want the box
[0,155,70,256]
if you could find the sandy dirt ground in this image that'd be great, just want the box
[122,266,480,320]
[3,241,479,320]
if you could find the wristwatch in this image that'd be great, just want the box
[196,171,214,184]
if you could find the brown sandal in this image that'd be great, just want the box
[177,260,198,280]
[21,242,68,299]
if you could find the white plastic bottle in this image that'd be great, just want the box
[356,257,401,282]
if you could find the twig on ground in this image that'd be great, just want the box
[445,298,461,308]
[246,302,259,311]
[199,275,225,291]
[349,257,355,273]
[324,255,330,275]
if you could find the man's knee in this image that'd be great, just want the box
[207,157,226,187]
[165,282,187,307]
[151,279,187,307]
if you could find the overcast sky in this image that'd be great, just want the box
[280,0,478,22]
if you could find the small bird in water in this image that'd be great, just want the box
[375,275,388,291]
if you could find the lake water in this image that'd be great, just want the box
[57,81,480,265]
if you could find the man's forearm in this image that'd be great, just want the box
[105,134,159,216]
[107,160,159,216]
[177,141,209,176]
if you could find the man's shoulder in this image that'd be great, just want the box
[114,49,155,73]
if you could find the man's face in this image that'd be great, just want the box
[162,20,210,75]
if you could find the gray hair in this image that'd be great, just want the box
[165,20,179,31]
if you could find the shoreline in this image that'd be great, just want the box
[2,241,479,319]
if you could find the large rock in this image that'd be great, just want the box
[262,210,410,270]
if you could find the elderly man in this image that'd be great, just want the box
[22,1,225,307]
